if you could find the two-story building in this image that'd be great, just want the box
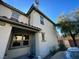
[0,0,58,59]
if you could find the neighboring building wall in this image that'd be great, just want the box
[30,10,58,58]
[0,4,29,24]
[0,22,12,59]
[64,40,70,48]
[68,39,79,47]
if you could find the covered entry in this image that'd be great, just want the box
[2,22,41,59]
[0,16,41,59]
[5,26,40,59]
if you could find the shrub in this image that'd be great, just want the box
[58,43,67,51]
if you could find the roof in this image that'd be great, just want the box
[0,16,41,32]
[0,0,27,16]
[0,0,55,25]
[27,4,55,25]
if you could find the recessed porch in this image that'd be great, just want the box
[4,25,40,59]
[0,16,40,59]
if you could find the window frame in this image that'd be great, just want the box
[11,33,30,49]
[11,11,19,21]
[41,32,45,41]
[40,16,44,25]
[28,16,30,25]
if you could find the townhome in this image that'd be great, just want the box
[0,0,58,59]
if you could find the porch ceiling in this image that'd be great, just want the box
[0,16,41,32]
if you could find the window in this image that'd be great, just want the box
[40,16,44,25]
[11,34,29,48]
[41,32,45,41]
[11,11,19,21]
[23,35,29,45]
[28,16,30,25]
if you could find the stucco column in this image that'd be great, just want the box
[0,23,12,59]
[35,32,41,57]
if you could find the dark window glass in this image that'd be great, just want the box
[42,32,45,41]
[12,35,22,47]
[23,41,29,45]
[12,41,20,47]
[12,34,29,48]
[23,35,29,45]
[28,16,30,25]
[23,35,29,40]
[40,16,44,25]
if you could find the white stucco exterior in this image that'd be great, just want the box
[0,5,12,18]
[30,10,58,58]
[0,2,59,59]
[5,47,30,59]
[0,4,31,59]
[0,23,12,59]
[19,15,28,24]
[0,4,29,24]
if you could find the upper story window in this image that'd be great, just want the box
[41,32,45,41]
[11,11,19,21]
[28,16,30,25]
[40,16,44,25]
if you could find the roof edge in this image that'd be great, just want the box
[26,4,55,25]
[0,16,41,31]
[0,0,27,16]
[0,0,56,26]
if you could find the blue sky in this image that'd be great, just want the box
[3,0,79,23]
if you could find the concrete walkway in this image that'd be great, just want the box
[14,55,30,59]
[50,51,66,59]
[14,55,37,59]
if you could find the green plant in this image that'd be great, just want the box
[58,43,67,51]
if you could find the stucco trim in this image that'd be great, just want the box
[0,16,41,32]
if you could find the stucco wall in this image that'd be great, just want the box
[19,14,28,24]
[0,22,12,59]
[0,4,29,24]
[5,47,30,59]
[31,10,58,58]
[0,5,12,18]
[0,4,31,59]
[0,4,58,58]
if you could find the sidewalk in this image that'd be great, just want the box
[50,51,66,59]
